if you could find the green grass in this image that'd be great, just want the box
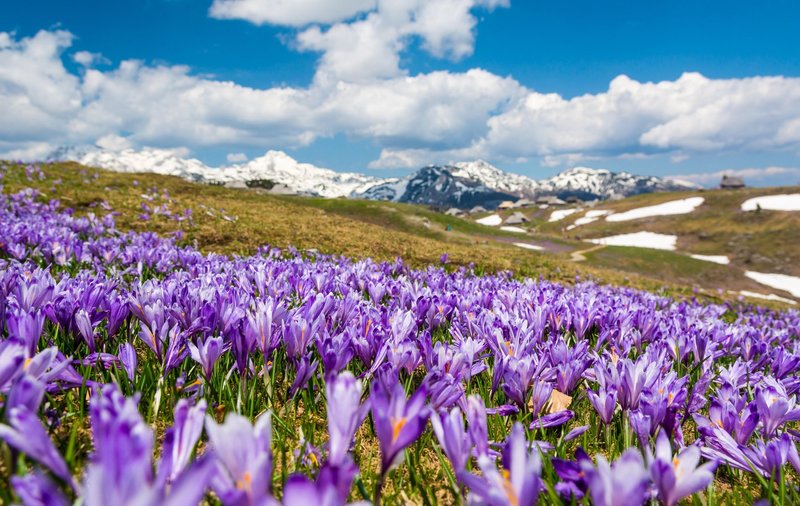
[2,161,730,302]
[1,161,798,505]
[583,246,737,289]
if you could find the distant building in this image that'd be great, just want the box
[513,198,535,208]
[445,207,465,217]
[469,205,487,214]
[565,196,582,204]
[535,195,566,206]
[497,200,516,210]
[720,175,746,189]
[504,212,529,225]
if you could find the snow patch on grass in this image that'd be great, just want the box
[549,209,578,222]
[476,214,502,226]
[573,209,612,227]
[500,226,527,233]
[588,232,678,251]
[744,271,800,298]
[738,290,797,305]
[689,254,730,265]
[741,194,800,211]
[513,242,544,251]
[606,197,704,222]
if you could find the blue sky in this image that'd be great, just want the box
[2,0,800,185]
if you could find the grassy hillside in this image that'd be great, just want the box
[2,161,796,306]
[0,161,585,282]
[474,187,800,303]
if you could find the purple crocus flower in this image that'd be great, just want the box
[6,307,45,355]
[529,410,574,430]
[326,371,368,466]
[74,308,97,352]
[648,431,716,506]
[7,374,45,413]
[117,342,137,383]
[188,335,225,382]
[0,407,75,489]
[83,385,154,504]
[552,448,592,500]
[431,406,470,473]
[158,398,207,483]
[205,410,273,505]
[755,378,800,438]
[459,423,542,506]
[0,340,26,389]
[466,395,490,458]
[587,386,618,425]
[371,380,430,473]
[580,449,650,506]
[11,471,69,506]
[564,425,590,442]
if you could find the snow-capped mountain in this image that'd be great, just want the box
[451,160,539,196]
[536,167,700,200]
[47,145,700,209]
[49,146,384,198]
[361,165,517,209]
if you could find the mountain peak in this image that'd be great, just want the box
[45,145,699,208]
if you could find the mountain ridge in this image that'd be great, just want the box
[46,145,699,209]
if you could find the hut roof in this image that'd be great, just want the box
[504,212,529,225]
[720,175,745,188]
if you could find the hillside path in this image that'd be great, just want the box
[570,244,606,262]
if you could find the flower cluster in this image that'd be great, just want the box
[0,167,799,504]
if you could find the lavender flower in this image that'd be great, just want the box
[648,431,716,506]
[205,411,273,505]
[580,449,650,506]
[326,371,368,466]
[460,423,542,506]
[371,380,430,473]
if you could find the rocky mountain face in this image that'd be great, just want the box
[535,167,699,201]
[361,165,517,210]
[47,146,699,209]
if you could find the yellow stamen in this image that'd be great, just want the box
[23,358,33,370]
[236,471,253,491]
[500,469,519,506]
[391,417,408,443]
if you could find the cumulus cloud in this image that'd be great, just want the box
[668,167,800,186]
[226,152,248,163]
[2,25,800,171]
[0,30,82,142]
[296,0,509,82]
[0,30,519,161]
[209,0,376,26]
[475,73,800,161]
[73,50,109,67]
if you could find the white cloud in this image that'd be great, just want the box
[73,50,109,67]
[0,30,519,161]
[462,72,800,164]
[0,141,56,161]
[296,0,509,82]
[2,27,800,174]
[95,133,132,151]
[209,0,376,26]
[226,152,248,162]
[668,167,800,186]
[0,30,82,142]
